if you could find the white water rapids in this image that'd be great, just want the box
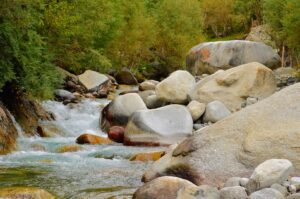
[0,99,165,198]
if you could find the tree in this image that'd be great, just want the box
[154,0,204,70]
[0,0,63,99]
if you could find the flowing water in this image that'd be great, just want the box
[0,99,165,198]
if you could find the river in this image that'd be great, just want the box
[0,99,165,198]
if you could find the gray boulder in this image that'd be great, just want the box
[249,188,284,199]
[100,93,147,131]
[156,70,195,104]
[124,105,193,146]
[145,95,165,109]
[203,100,231,123]
[78,70,109,91]
[186,40,280,75]
[143,83,300,186]
[246,159,293,193]
[54,89,76,102]
[220,186,247,199]
[189,62,277,112]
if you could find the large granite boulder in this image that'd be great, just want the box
[156,70,195,104]
[78,70,109,91]
[189,62,277,111]
[143,83,300,186]
[186,40,280,75]
[124,105,193,146]
[0,103,18,154]
[100,93,147,131]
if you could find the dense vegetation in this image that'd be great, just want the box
[0,0,299,98]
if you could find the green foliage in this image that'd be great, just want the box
[264,0,300,64]
[154,0,204,70]
[0,0,63,99]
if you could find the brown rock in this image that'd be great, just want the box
[76,134,113,145]
[130,151,165,162]
[133,176,200,199]
[116,68,138,85]
[0,187,55,199]
[56,144,82,153]
[0,103,18,154]
[108,126,124,143]
[1,85,53,136]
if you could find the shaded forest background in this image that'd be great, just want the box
[0,0,299,99]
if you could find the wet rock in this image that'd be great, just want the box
[139,80,159,91]
[246,159,293,193]
[30,143,46,151]
[108,126,125,143]
[100,93,147,131]
[203,100,231,123]
[124,105,193,146]
[116,68,138,85]
[220,186,247,199]
[145,95,165,109]
[0,187,55,199]
[76,134,113,145]
[187,100,206,121]
[142,83,300,186]
[130,151,165,162]
[56,144,82,153]
[249,188,284,199]
[186,40,280,75]
[189,62,277,112]
[1,86,54,136]
[0,103,18,154]
[78,70,109,91]
[156,70,195,104]
[54,89,76,103]
[133,176,201,199]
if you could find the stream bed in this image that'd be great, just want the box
[0,99,165,198]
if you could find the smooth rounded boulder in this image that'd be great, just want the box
[124,105,193,146]
[156,70,195,104]
[133,176,202,199]
[78,70,109,91]
[0,187,55,199]
[139,80,159,91]
[100,93,147,131]
[143,83,300,186]
[186,40,280,75]
[189,62,277,111]
[246,159,293,193]
[187,100,206,121]
[203,100,231,123]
